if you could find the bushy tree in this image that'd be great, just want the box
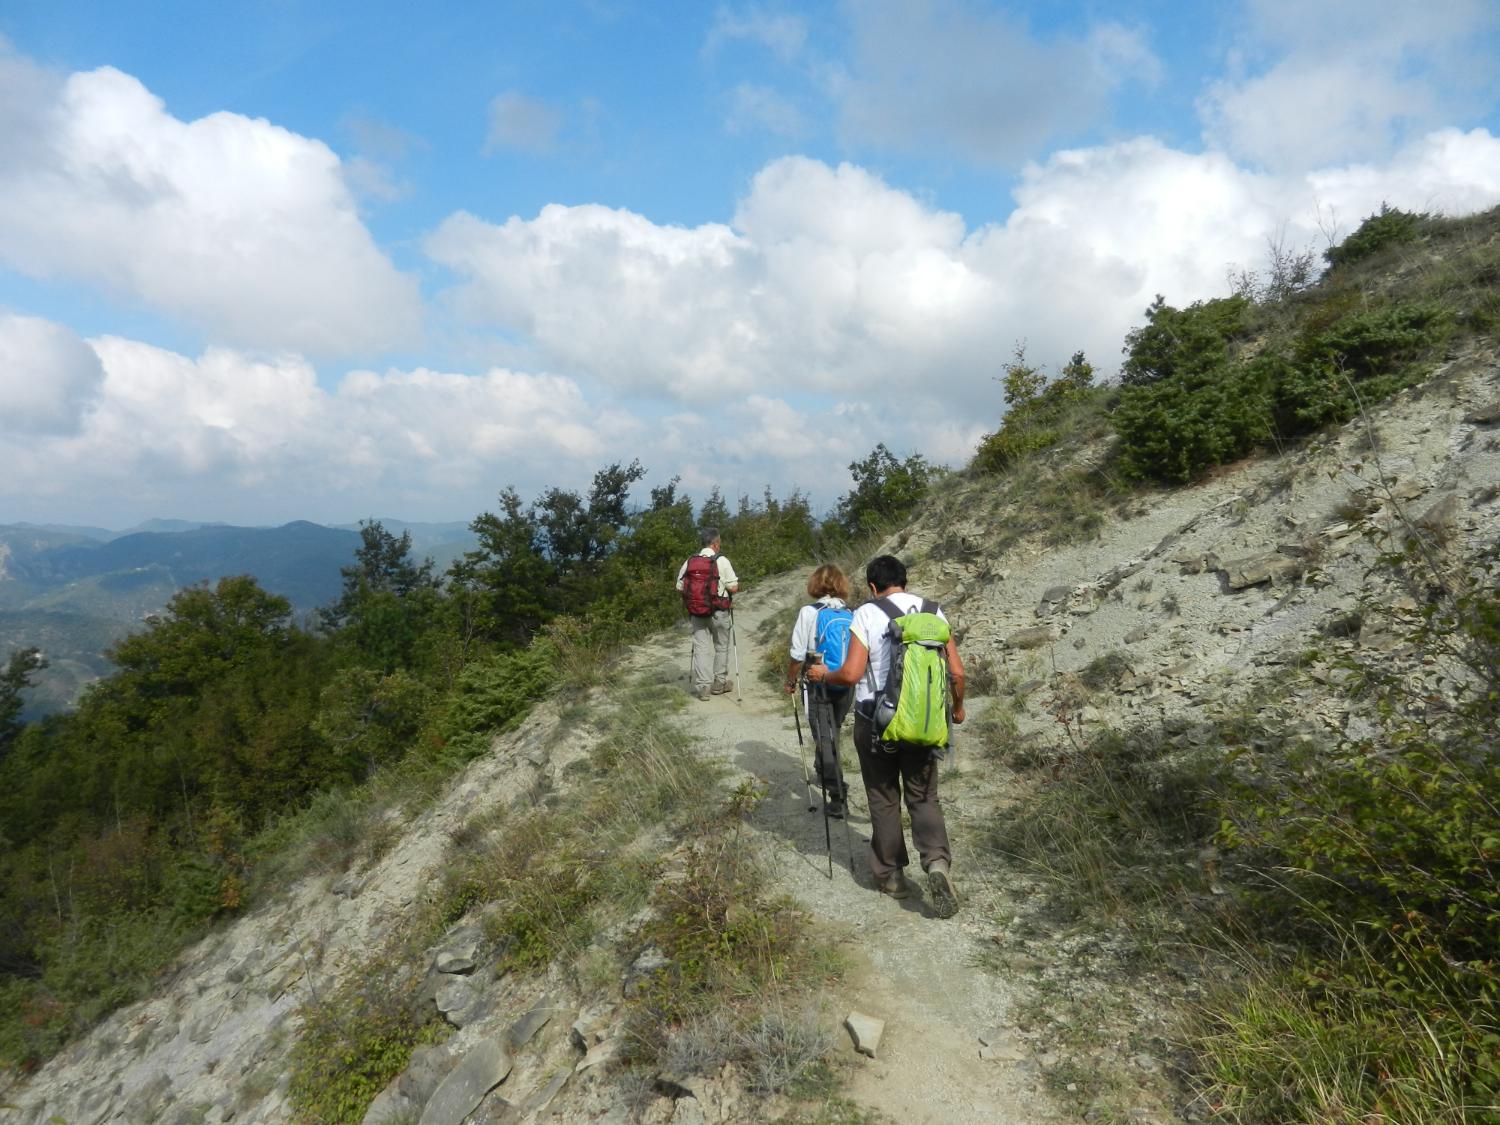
[973,347,1100,474]
[833,444,933,539]
[321,522,441,671]
[1324,203,1425,269]
[591,476,698,635]
[697,486,730,531]
[0,647,45,758]
[1120,294,1250,387]
[451,487,554,648]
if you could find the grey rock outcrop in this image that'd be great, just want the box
[1218,552,1302,590]
[417,1038,513,1125]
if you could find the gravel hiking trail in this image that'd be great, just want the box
[624,573,1071,1125]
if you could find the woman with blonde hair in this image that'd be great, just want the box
[785,564,855,817]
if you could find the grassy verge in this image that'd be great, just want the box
[286,676,852,1122]
[969,535,1500,1122]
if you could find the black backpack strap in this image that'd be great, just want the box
[920,598,937,615]
[873,596,903,621]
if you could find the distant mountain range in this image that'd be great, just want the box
[0,518,479,718]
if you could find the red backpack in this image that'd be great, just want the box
[681,553,731,616]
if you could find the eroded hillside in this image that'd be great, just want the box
[7,336,1496,1123]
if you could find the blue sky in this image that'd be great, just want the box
[2,0,1499,528]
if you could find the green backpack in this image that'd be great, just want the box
[869,597,952,748]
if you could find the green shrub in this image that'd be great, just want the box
[1324,204,1425,269]
[1113,355,1278,482]
[1120,295,1251,387]
[973,350,1099,474]
[433,642,555,759]
[288,947,441,1124]
[1275,302,1453,431]
[626,799,831,1078]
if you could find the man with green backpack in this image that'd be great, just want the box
[805,554,966,917]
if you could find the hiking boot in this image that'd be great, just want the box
[926,859,959,918]
[876,871,913,899]
[696,687,710,701]
[825,797,846,819]
[711,680,732,695]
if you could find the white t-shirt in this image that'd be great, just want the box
[788,597,848,661]
[674,548,739,598]
[849,591,946,705]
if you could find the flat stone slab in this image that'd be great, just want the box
[434,947,478,975]
[845,1011,885,1059]
[418,1039,513,1125]
[1219,553,1302,590]
[362,1080,417,1125]
[507,995,561,1050]
[521,1068,571,1115]
[976,1028,1028,1062]
[576,1037,626,1075]
[435,979,478,1018]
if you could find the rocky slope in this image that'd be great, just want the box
[4,345,1497,1124]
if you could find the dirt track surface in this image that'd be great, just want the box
[625,574,1069,1124]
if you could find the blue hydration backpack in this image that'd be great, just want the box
[812,603,854,691]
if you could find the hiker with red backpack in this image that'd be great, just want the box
[675,527,740,701]
[785,564,855,819]
[806,554,966,918]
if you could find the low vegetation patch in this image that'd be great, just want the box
[624,789,846,1096]
[285,678,849,1121]
[977,529,1500,1122]
[287,941,444,1125]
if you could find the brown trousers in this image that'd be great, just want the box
[852,711,951,880]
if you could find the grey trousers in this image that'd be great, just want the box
[690,610,732,690]
[807,685,853,800]
[852,712,951,879]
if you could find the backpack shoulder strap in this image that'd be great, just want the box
[873,596,903,621]
[919,598,937,615]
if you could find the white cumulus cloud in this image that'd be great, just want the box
[1201,0,1500,170]
[0,43,420,357]
[0,312,105,435]
[0,323,640,524]
[426,133,1500,425]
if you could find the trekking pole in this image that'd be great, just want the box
[811,680,841,879]
[795,675,815,813]
[729,605,743,704]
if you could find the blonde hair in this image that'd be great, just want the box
[805,564,851,600]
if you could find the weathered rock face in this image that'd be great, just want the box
[884,351,1500,761]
